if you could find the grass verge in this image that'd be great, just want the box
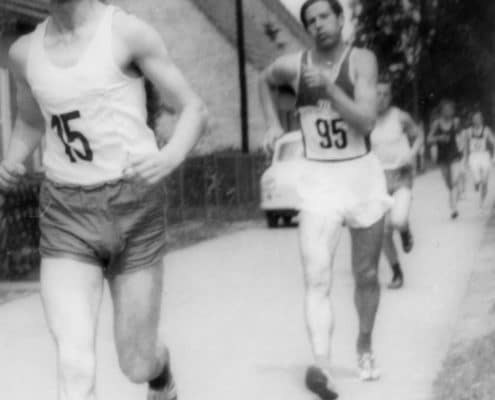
[433,331,495,400]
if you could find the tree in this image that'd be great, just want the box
[354,0,495,123]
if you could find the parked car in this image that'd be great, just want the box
[260,131,303,228]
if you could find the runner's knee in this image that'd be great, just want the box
[119,350,158,383]
[354,266,379,289]
[58,342,95,386]
[304,259,332,298]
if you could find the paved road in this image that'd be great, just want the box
[0,170,492,400]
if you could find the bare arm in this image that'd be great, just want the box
[401,111,423,157]
[486,127,495,149]
[0,35,44,190]
[117,13,208,183]
[427,120,440,144]
[125,14,207,161]
[259,55,298,149]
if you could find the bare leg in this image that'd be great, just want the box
[109,262,171,400]
[350,217,384,355]
[298,211,342,371]
[441,164,459,216]
[382,222,398,267]
[480,163,490,205]
[40,258,104,400]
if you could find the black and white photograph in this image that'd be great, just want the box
[0,0,494,399]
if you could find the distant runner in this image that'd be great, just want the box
[428,100,463,219]
[371,76,423,289]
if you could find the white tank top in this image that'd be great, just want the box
[370,107,411,170]
[468,126,489,154]
[26,5,159,185]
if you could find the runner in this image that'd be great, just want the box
[465,110,495,205]
[371,76,423,289]
[427,100,463,219]
[1,1,208,399]
[259,0,391,397]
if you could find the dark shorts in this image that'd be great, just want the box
[384,165,414,195]
[39,179,167,276]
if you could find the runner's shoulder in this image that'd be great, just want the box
[351,48,377,69]
[111,7,167,55]
[8,31,35,78]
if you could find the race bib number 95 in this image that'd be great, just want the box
[299,105,366,161]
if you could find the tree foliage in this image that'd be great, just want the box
[354,0,495,120]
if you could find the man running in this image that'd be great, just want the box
[371,77,423,289]
[428,100,463,219]
[259,0,391,397]
[2,1,208,399]
[465,110,495,205]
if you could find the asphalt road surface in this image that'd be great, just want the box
[0,170,492,400]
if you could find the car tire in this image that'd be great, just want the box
[266,212,279,228]
[282,215,292,226]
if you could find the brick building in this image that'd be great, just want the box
[0,0,309,164]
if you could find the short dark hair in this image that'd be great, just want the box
[440,98,455,110]
[300,0,344,29]
[472,109,483,119]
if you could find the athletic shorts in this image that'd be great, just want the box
[295,153,392,228]
[384,165,414,194]
[39,179,167,276]
[468,152,491,183]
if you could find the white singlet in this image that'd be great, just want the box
[370,107,411,170]
[468,126,489,154]
[26,5,159,185]
[467,126,492,183]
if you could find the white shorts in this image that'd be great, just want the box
[468,152,491,183]
[295,153,393,228]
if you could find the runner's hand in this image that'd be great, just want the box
[0,162,26,191]
[123,149,181,186]
[264,125,284,153]
[301,65,332,90]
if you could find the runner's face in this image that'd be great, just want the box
[377,83,392,114]
[472,112,483,127]
[304,1,343,50]
[441,103,455,119]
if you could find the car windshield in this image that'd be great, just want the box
[277,140,303,161]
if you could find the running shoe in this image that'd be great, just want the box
[387,270,404,290]
[451,211,459,220]
[148,362,178,400]
[357,353,380,381]
[305,365,339,400]
[400,229,414,253]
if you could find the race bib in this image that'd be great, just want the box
[299,101,368,161]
